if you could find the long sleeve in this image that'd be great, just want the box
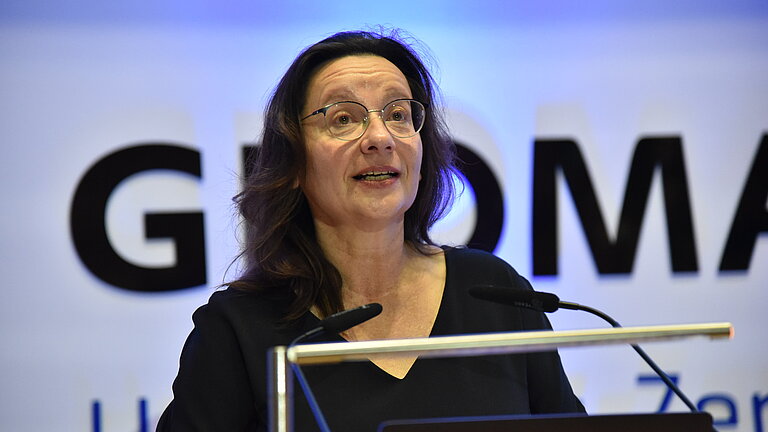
[510,265,585,413]
[521,304,586,413]
[157,299,261,431]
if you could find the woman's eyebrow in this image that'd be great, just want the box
[317,84,412,107]
[317,88,358,106]
[382,86,413,100]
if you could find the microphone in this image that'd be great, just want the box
[292,302,384,345]
[469,285,701,414]
[469,285,560,313]
[289,303,383,432]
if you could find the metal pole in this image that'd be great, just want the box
[268,346,292,432]
[286,322,733,365]
[269,322,732,429]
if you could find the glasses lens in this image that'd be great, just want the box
[384,100,425,138]
[325,102,366,139]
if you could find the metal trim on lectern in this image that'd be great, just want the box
[268,322,733,432]
[378,412,715,432]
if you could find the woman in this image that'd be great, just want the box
[158,30,584,432]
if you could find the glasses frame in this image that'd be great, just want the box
[301,98,427,141]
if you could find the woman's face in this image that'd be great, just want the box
[300,55,423,230]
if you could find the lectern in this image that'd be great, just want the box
[268,322,732,432]
[379,412,714,431]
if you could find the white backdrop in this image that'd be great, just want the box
[1,1,767,431]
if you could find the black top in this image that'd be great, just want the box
[157,247,585,432]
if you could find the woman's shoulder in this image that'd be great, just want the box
[444,245,505,261]
[207,285,286,309]
[443,246,530,290]
[444,246,520,272]
[435,246,546,335]
[194,286,296,330]
[190,286,312,351]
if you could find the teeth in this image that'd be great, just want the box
[354,171,398,180]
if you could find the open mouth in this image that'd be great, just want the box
[352,171,400,181]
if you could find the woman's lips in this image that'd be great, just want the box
[352,166,401,181]
[352,171,400,181]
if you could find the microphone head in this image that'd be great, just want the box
[321,303,383,334]
[469,285,560,313]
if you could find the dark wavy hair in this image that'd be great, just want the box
[230,30,457,320]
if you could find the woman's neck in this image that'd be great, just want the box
[314,220,416,301]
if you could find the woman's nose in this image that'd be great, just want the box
[360,114,394,153]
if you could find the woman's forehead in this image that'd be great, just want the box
[305,55,412,107]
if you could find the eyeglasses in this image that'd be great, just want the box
[301,99,426,141]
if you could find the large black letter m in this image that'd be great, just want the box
[533,137,698,275]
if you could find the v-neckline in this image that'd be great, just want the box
[307,248,452,380]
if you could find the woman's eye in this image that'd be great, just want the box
[388,108,408,122]
[331,112,353,126]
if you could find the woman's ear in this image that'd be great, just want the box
[293,171,302,189]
